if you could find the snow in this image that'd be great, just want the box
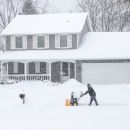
[0,13,88,35]
[0,79,129,130]
[0,32,130,61]
[62,78,85,87]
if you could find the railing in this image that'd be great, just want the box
[2,74,51,81]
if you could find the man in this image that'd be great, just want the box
[81,83,98,106]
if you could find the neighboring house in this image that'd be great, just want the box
[0,13,130,84]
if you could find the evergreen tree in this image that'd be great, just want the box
[22,0,38,15]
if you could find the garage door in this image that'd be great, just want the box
[82,63,130,84]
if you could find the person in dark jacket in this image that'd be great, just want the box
[81,83,98,106]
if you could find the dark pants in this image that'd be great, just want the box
[89,96,98,106]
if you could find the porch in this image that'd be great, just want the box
[0,61,75,83]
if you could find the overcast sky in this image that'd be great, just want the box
[45,0,79,13]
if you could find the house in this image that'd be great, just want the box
[0,13,130,84]
[0,13,92,83]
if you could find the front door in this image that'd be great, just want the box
[51,61,61,82]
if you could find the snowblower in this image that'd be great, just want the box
[65,91,83,106]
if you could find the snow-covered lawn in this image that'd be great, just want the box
[0,79,129,130]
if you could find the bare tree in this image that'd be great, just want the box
[78,0,130,31]
[0,0,25,31]
[0,0,25,50]
[0,0,48,50]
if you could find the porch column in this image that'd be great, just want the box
[1,61,3,80]
[49,62,51,81]
[7,63,8,75]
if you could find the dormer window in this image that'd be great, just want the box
[16,37,22,48]
[38,36,45,48]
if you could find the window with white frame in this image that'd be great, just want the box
[55,34,72,48]
[16,37,22,48]
[38,36,45,48]
[60,35,67,48]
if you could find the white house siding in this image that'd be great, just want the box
[82,62,130,84]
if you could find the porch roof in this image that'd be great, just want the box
[0,32,130,61]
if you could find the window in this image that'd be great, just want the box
[40,62,46,74]
[16,37,22,48]
[60,35,67,48]
[29,62,35,74]
[38,36,45,48]
[62,62,68,76]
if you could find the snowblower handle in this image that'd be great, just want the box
[80,93,84,97]
[78,93,84,101]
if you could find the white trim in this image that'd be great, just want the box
[7,63,8,75]
[33,35,38,49]
[23,36,27,49]
[45,35,49,48]
[55,35,60,48]
[46,62,49,74]
[67,34,72,48]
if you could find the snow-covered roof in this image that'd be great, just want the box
[1,13,88,35]
[0,32,130,61]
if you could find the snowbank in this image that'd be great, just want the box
[61,79,86,88]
